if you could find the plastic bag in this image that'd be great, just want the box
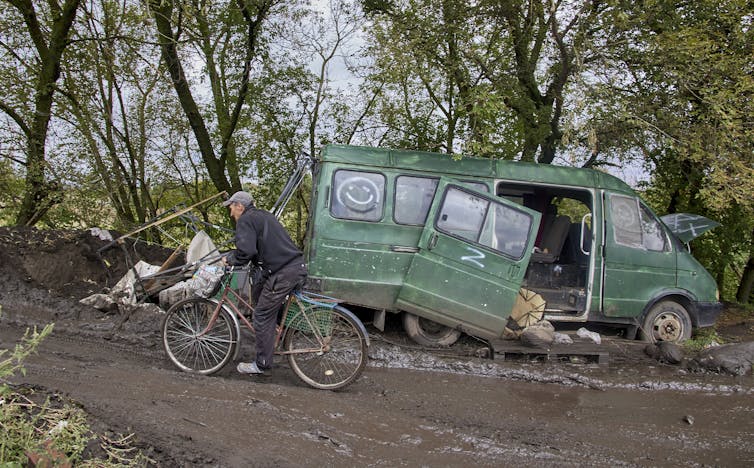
[553,332,574,344]
[192,264,224,298]
[576,327,601,344]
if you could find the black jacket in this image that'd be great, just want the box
[226,206,303,273]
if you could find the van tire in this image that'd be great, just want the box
[402,313,461,347]
[640,301,692,343]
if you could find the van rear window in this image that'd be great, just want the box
[330,170,385,221]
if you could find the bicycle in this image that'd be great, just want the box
[161,266,369,390]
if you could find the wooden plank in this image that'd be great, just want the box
[489,339,610,365]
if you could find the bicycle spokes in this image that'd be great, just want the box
[283,306,367,390]
[162,298,238,375]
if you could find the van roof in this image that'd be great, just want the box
[321,144,635,194]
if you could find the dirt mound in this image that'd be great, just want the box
[0,227,170,298]
[0,227,173,341]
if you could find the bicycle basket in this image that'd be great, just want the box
[284,301,334,335]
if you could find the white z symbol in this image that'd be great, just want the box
[461,247,485,268]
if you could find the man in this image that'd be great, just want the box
[222,191,308,375]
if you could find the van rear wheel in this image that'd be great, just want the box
[402,313,461,347]
[640,301,692,343]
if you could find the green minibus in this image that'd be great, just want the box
[303,145,721,345]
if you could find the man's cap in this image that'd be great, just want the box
[222,191,254,207]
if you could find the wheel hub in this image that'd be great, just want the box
[418,317,448,336]
[654,313,682,341]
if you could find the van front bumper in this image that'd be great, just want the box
[692,301,723,328]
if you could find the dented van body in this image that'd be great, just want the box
[304,144,722,344]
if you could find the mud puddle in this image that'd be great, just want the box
[367,335,754,395]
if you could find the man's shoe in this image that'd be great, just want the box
[237,361,266,375]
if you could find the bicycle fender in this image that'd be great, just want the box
[335,305,370,347]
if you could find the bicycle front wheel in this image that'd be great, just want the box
[283,305,368,390]
[162,298,238,375]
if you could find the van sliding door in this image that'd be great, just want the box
[396,178,541,339]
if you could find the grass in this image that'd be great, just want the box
[683,327,726,353]
[682,303,754,353]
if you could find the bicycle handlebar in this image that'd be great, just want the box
[223,264,250,274]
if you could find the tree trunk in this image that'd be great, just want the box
[736,259,754,304]
[736,229,754,304]
[149,0,230,195]
[14,0,82,226]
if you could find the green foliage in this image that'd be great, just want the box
[28,184,112,231]
[586,0,754,300]
[0,160,24,225]
[361,0,609,162]
[362,0,516,156]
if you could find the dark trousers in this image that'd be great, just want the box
[251,262,308,369]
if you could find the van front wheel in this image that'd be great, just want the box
[640,301,692,343]
[402,313,461,347]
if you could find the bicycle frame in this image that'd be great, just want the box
[197,274,341,355]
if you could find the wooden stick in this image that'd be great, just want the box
[142,246,184,292]
[100,191,228,253]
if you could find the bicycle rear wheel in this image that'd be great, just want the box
[162,298,238,375]
[283,305,368,390]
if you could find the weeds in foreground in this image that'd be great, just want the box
[0,319,153,466]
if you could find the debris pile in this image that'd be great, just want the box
[80,230,223,312]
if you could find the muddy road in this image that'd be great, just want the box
[1,227,754,466]
[2,321,753,467]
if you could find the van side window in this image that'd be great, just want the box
[611,195,642,247]
[394,176,439,225]
[611,195,668,251]
[437,187,532,259]
[330,170,385,221]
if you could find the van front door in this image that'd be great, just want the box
[602,193,676,317]
[396,179,541,339]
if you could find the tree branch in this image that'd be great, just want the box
[0,100,31,139]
